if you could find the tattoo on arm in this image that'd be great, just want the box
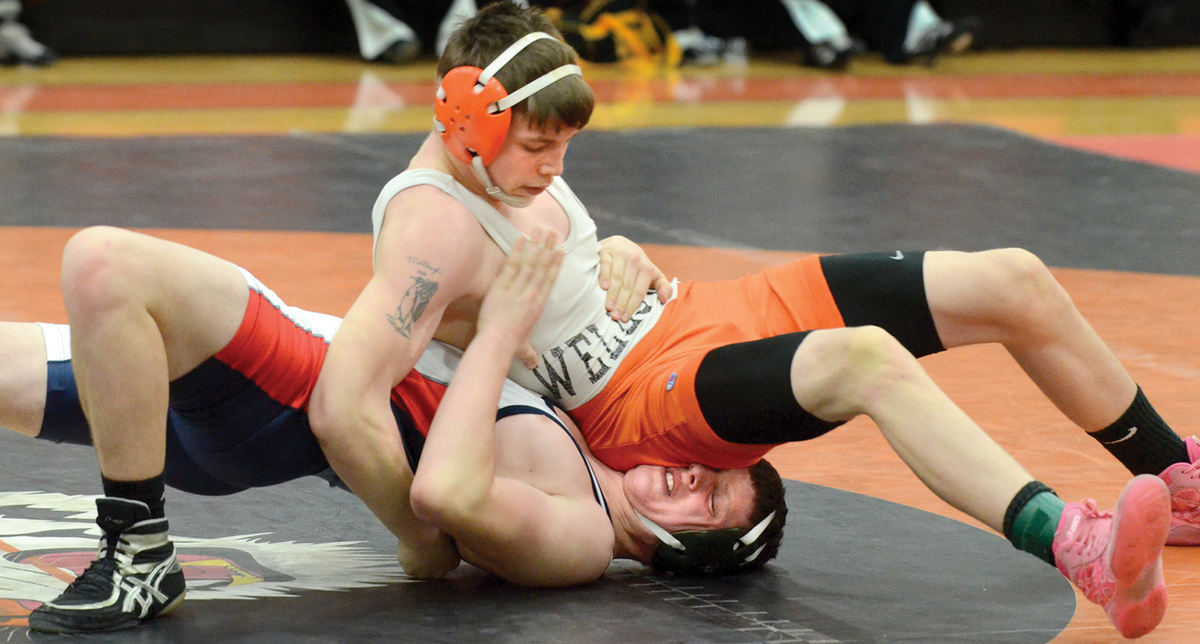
[386,259,442,337]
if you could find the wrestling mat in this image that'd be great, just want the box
[3,123,1197,640]
[0,432,1070,642]
[2,124,1197,275]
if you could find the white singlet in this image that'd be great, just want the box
[370,168,669,408]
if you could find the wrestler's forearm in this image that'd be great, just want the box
[313,405,460,576]
[317,404,416,531]
[309,375,433,550]
[308,287,430,531]
[412,328,514,523]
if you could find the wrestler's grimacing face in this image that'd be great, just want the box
[623,464,754,532]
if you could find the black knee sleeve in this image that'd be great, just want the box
[695,332,842,444]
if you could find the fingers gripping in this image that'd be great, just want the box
[598,238,663,322]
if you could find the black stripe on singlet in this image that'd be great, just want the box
[496,403,610,519]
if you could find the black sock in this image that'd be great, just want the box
[101,474,166,518]
[1088,386,1189,475]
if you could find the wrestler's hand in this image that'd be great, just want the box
[598,235,672,323]
[397,523,461,579]
[479,231,563,369]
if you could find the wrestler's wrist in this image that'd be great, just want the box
[471,326,526,357]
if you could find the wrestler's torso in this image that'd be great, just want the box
[378,136,572,353]
[395,342,610,520]
[371,153,666,409]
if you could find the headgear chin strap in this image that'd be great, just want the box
[434,32,583,207]
[636,510,778,577]
[474,156,534,208]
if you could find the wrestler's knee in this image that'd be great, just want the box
[61,226,147,315]
[791,326,920,421]
[970,248,1071,336]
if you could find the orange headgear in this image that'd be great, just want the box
[434,32,583,167]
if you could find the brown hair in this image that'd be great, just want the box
[438,1,594,131]
[745,459,787,570]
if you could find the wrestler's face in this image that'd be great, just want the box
[487,115,577,201]
[623,464,755,532]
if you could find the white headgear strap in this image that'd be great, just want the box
[469,31,583,206]
[473,156,534,208]
[635,509,778,554]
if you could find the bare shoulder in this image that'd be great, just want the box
[379,184,480,240]
[462,412,615,586]
[375,189,492,278]
[492,413,601,505]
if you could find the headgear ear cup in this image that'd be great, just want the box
[434,32,582,168]
[435,67,513,165]
[637,510,779,577]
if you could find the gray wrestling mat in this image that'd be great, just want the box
[0,433,1072,642]
[2,124,1198,276]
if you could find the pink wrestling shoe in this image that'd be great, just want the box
[1052,474,1170,639]
[1158,435,1200,546]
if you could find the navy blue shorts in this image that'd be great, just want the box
[36,277,350,495]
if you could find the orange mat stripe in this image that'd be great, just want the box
[10,72,1200,113]
[1048,134,1200,174]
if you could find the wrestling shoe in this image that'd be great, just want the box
[0,21,57,66]
[899,16,980,65]
[673,27,725,66]
[28,498,186,633]
[1157,435,1200,545]
[1052,475,1169,639]
[376,36,419,65]
[802,40,855,71]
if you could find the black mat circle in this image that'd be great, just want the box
[0,435,1072,643]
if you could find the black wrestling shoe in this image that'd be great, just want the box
[376,36,420,64]
[28,498,186,633]
[803,40,855,71]
[903,16,980,65]
[0,22,58,66]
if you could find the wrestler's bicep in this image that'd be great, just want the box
[453,477,613,587]
[372,194,485,336]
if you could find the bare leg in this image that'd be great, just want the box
[788,282,1171,639]
[924,248,1136,430]
[28,227,265,633]
[790,325,1032,531]
[0,321,49,436]
[60,226,250,481]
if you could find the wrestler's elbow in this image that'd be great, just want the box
[397,529,461,579]
[409,473,452,526]
[307,381,363,447]
[410,470,485,532]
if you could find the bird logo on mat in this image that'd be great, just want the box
[0,491,413,629]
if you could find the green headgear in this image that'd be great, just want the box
[637,510,778,577]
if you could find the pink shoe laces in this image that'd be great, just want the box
[1054,500,1116,606]
[1162,439,1200,518]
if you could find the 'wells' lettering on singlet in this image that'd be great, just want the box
[530,301,650,400]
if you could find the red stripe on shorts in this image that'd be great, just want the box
[213,289,328,410]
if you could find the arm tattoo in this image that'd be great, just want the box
[386,259,442,337]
